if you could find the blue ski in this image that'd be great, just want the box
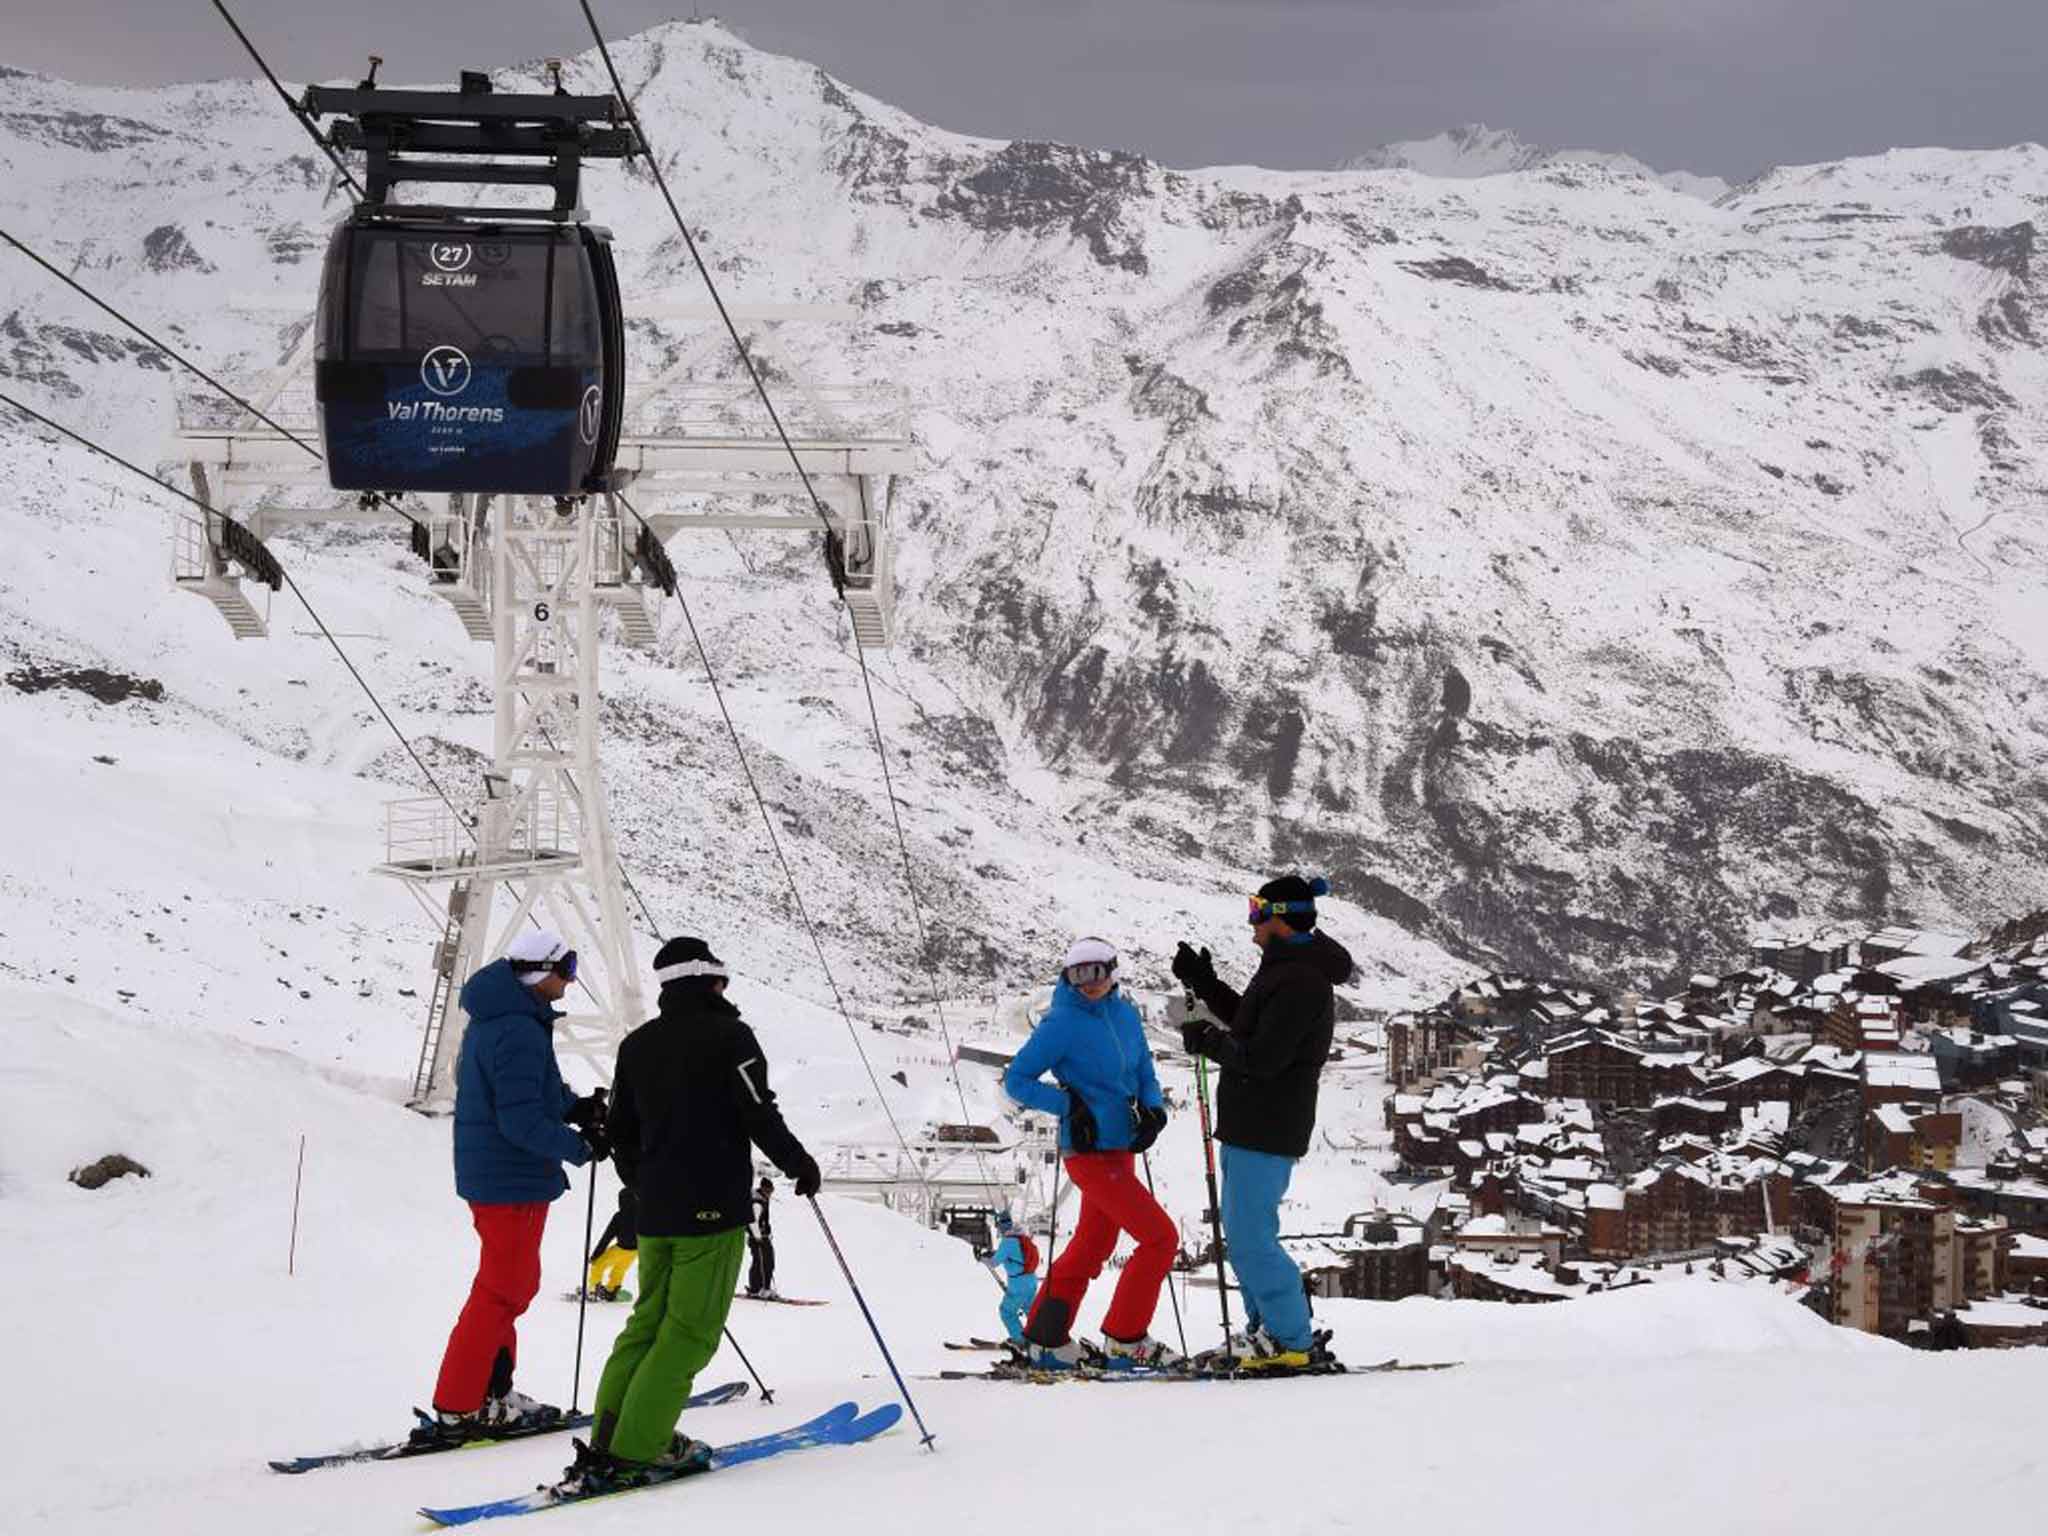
[269,1381,750,1473]
[419,1401,902,1526]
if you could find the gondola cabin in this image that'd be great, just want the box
[300,77,637,497]
[316,220,623,495]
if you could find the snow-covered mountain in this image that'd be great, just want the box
[3,20,2047,1030]
[1340,122,1731,200]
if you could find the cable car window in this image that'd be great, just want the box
[552,246,603,361]
[348,231,566,363]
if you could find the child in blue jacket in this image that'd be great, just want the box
[1003,937,1176,1367]
[986,1210,1040,1345]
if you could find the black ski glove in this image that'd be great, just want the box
[579,1125,611,1163]
[1066,1091,1100,1153]
[1179,1018,1213,1058]
[565,1088,608,1133]
[1131,1103,1168,1154]
[791,1151,823,1199]
[1171,942,1216,992]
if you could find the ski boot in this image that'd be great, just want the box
[1019,1338,1082,1372]
[1231,1325,1313,1373]
[480,1387,562,1433]
[1092,1333,1184,1372]
[410,1408,487,1450]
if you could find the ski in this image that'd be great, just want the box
[734,1293,828,1306]
[559,1288,632,1304]
[944,1338,1013,1352]
[268,1381,749,1474]
[418,1401,902,1526]
[935,1358,1457,1385]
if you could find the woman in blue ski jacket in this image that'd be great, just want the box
[1002,937,1178,1368]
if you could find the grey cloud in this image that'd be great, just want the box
[4,0,2044,178]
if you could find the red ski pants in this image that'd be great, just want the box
[434,1200,547,1413]
[1029,1151,1177,1343]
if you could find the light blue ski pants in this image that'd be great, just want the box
[999,1274,1039,1343]
[1219,1143,1311,1350]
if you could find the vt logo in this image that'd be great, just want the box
[420,345,473,397]
[579,385,603,445]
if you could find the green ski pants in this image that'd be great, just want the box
[591,1228,746,1463]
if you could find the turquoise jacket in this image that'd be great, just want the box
[1003,979,1163,1153]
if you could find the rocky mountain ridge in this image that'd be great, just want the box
[1,21,2045,1007]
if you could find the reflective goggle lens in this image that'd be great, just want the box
[555,950,579,981]
[1064,960,1115,985]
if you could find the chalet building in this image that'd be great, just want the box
[2009,1232,2048,1296]
[1622,1160,1791,1258]
[1649,1094,1727,1137]
[1545,1033,1706,1108]
[1342,1211,1431,1299]
[1928,1028,2019,1088]
[1954,1216,2008,1298]
[1948,1168,2048,1230]
[1952,1296,2048,1347]
[1863,1052,1944,1110]
[1864,1103,1961,1173]
[1824,995,1905,1055]
[1750,935,1851,984]
[1861,927,1970,968]
[1708,1056,1808,1114]
[1586,1183,1627,1258]
[1828,1185,1957,1337]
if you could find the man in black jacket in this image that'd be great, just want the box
[570,937,821,1489]
[744,1177,777,1298]
[1173,874,1353,1369]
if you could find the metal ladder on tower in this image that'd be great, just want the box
[408,880,473,1108]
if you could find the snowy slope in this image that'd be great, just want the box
[2,20,2047,1004]
[1338,122,1732,199]
[9,987,2042,1536]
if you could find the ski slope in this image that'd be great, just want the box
[8,981,2043,1536]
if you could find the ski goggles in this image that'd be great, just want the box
[1247,895,1316,924]
[518,948,578,981]
[1063,959,1117,986]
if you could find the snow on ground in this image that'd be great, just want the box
[8,981,2045,1536]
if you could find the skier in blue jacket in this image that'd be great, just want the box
[986,1210,1040,1345]
[1002,937,1177,1368]
[427,929,606,1443]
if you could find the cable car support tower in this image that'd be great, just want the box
[172,74,912,1109]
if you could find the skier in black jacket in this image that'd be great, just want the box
[568,936,821,1491]
[745,1177,777,1297]
[1173,874,1353,1370]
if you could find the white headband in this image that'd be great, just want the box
[655,959,728,982]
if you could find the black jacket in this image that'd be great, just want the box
[608,985,817,1238]
[1187,930,1354,1158]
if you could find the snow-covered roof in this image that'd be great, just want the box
[1587,1183,1625,1211]
[1874,950,1984,984]
[1864,1053,1942,1092]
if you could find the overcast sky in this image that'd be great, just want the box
[10,1,2047,179]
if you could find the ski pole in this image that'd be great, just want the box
[809,1196,937,1449]
[1141,1149,1188,1358]
[288,1132,306,1277]
[721,1325,775,1405]
[1192,1037,1232,1345]
[570,1158,598,1412]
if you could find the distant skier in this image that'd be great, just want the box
[1174,875,1353,1371]
[986,1209,1041,1347]
[745,1176,777,1298]
[587,1185,638,1301]
[565,937,822,1492]
[427,930,606,1443]
[1003,937,1175,1369]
